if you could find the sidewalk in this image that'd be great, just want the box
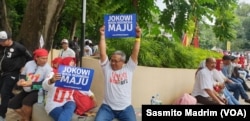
[239,80,250,105]
[4,80,250,120]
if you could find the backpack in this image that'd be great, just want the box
[173,93,197,105]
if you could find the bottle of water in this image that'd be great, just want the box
[44,90,48,105]
[155,94,162,105]
[151,96,155,105]
[156,94,159,100]
[37,88,44,104]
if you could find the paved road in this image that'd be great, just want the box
[239,80,250,105]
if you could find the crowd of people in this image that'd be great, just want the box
[57,37,99,67]
[0,23,142,121]
[2,21,249,121]
[191,54,250,105]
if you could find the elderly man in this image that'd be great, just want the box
[95,24,142,121]
[191,58,226,105]
[58,39,75,59]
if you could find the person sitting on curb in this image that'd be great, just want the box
[8,48,52,121]
[95,24,142,121]
[221,55,250,103]
[42,57,95,121]
[221,55,250,91]
[199,60,239,105]
[191,58,227,105]
[51,57,63,72]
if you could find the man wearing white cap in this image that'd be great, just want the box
[58,39,75,59]
[84,40,93,56]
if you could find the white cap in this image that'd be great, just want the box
[84,39,92,44]
[61,39,68,44]
[0,31,8,41]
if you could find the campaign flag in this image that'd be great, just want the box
[182,34,188,46]
[227,41,231,51]
[55,65,94,91]
[193,35,199,48]
[104,13,136,38]
[39,35,44,48]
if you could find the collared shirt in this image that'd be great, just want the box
[192,67,214,97]
[221,63,234,78]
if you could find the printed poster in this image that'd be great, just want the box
[104,13,137,38]
[55,65,94,91]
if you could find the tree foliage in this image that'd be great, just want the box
[0,0,243,68]
[230,2,250,51]
[1,0,27,36]
[160,0,238,43]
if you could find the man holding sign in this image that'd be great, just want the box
[95,22,142,121]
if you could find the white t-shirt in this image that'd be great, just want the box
[58,48,75,58]
[191,67,214,97]
[42,71,93,114]
[21,60,52,92]
[93,45,98,54]
[100,56,137,110]
[213,69,226,83]
[84,45,93,56]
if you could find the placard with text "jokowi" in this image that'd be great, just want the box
[104,14,136,38]
[55,65,94,91]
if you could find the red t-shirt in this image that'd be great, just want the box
[239,56,245,68]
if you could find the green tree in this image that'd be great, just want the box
[0,0,27,36]
[54,0,160,46]
[232,3,250,51]
[160,0,238,43]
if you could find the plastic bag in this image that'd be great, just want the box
[73,90,96,115]
[173,93,197,105]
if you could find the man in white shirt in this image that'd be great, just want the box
[84,40,93,56]
[58,39,75,58]
[191,58,226,105]
[95,24,142,121]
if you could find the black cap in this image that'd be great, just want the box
[222,55,232,60]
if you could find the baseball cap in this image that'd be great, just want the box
[84,39,92,44]
[222,55,232,60]
[0,31,8,42]
[61,39,68,44]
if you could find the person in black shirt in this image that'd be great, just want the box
[0,31,32,120]
[69,36,80,66]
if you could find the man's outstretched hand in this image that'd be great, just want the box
[136,24,142,38]
[100,25,105,36]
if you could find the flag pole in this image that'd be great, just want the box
[80,0,86,67]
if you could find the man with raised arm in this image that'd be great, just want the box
[95,24,141,121]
